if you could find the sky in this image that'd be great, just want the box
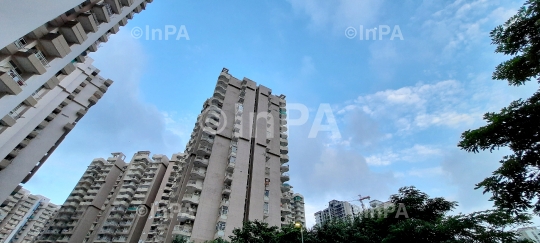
[25,0,540,228]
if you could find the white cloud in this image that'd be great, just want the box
[287,0,384,33]
[365,144,443,166]
[407,166,446,178]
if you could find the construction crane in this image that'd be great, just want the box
[348,195,371,210]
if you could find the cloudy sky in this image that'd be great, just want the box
[26,0,540,227]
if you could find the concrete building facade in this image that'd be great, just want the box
[516,226,540,243]
[0,0,155,204]
[315,200,362,226]
[0,187,59,243]
[156,68,293,242]
[34,68,302,242]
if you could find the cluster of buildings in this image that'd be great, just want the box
[0,1,305,242]
[314,199,392,226]
[0,188,59,243]
[31,69,305,243]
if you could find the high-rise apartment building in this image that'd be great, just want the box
[159,68,293,242]
[0,187,60,243]
[315,200,362,226]
[0,0,155,204]
[516,226,540,242]
[36,68,302,243]
[281,191,306,227]
[35,151,174,243]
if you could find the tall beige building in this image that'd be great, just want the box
[36,68,303,243]
[0,0,155,204]
[0,187,60,243]
[158,68,296,242]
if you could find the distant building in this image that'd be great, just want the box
[0,187,59,243]
[314,200,362,225]
[281,191,306,227]
[516,226,540,242]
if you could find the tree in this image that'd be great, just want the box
[227,187,530,243]
[491,0,540,86]
[172,235,190,243]
[459,0,540,216]
[229,220,280,243]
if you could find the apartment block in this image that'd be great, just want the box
[34,68,300,243]
[34,151,175,243]
[146,68,294,242]
[315,200,362,226]
[0,0,155,204]
[516,226,540,242]
[0,187,60,243]
[280,191,306,227]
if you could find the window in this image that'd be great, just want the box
[220,206,228,215]
[216,222,226,231]
[264,203,269,214]
[264,190,269,197]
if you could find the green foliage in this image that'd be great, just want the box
[491,0,540,85]
[458,0,540,218]
[225,187,530,243]
[229,220,280,243]
[172,235,190,243]
[459,91,540,215]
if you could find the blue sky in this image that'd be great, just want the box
[26,0,540,227]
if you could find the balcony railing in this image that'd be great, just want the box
[7,69,25,85]
[14,37,28,49]
[29,49,50,67]
[104,3,114,16]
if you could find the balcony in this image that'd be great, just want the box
[93,4,112,23]
[281,173,290,182]
[0,114,17,132]
[280,146,288,154]
[0,70,25,96]
[64,122,75,132]
[120,0,134,7]
[190,169,206,179]
[105,0,122,14]
[205,118,219,130]
[177,211,196,222]
[213,89,225,100]
[280,165,289,172]
[172,225,192,237]
[280,125,288,133]
[182,194,200,205]
[94,90,104,99]
[196,145,212,156]
[223,172,233,184]
[280,154,289,163]
[40,33,70,58]
[193,156,209,167]
[226,161,235,172]
[59,21,88,44]
[222,185,231,195]
[113,201,129,207]
[12,51,46,74]
[281,183,291,192]
[77,13,98,33]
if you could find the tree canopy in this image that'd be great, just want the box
[459,0,540,216]
[206,187,531,243]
